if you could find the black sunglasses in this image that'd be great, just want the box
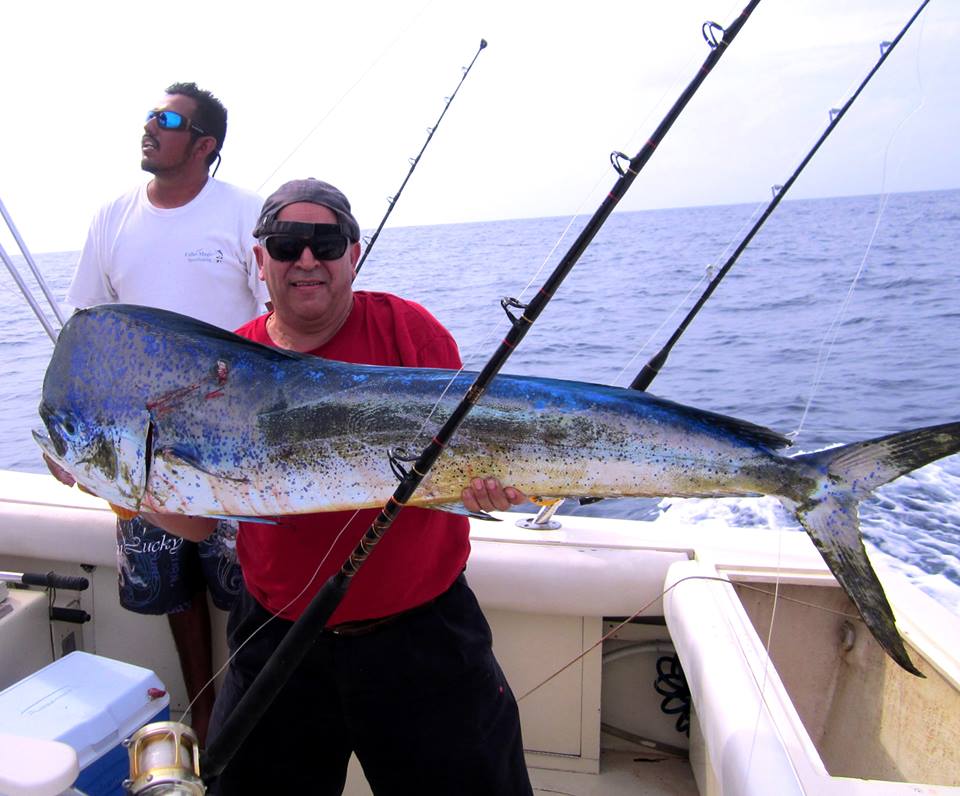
[262,223,350,263]
[145,109,207,136]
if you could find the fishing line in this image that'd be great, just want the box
[516,573,859,702]
[182,509,365,724]
[608,193,780,390]
[356,38,488,276]
[509,3,753,379]
[397,196,607,454]
[404,7,762,447]
[160,19,487,721]
[792,16,930,442]
[605,16,935,720]
[697,9,932,768]
[744,530,784,783]
[627,0,931,393]
[255,1,434,193]
[399,213,588,454]
[200,3,763,779]
[425,3,747,393]
[608,0,745,197]
[610,259,714,389]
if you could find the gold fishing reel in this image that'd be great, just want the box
[123,721,205,795]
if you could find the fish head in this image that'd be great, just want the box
[33,306,161,510]
[34,398,150,509]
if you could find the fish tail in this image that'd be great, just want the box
[787,421,960,677]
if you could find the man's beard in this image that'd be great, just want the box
[141,145,192,176]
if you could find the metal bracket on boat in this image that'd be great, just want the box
[516,498,565,530]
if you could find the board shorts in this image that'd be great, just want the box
[115,516,242,614]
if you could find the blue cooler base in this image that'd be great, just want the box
[0,651,170,796]
[74,705,170,796]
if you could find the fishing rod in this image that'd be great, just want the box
[629,0,930,392]
[356,39,488,275]
[200,0,762,781]
[0,195,66,343]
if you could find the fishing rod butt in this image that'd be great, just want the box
[479,38,488,50]
[199,572,351,782]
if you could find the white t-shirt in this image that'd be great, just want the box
[67,179,270,331]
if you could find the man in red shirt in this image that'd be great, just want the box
[150,179,534,794]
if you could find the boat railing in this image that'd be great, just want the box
[0,195,65,343]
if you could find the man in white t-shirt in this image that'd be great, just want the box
[65,81,269,746]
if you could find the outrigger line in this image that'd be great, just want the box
[200,1,762,781]
[629,0,931,392]
[356,39,488,275]
[0,195,66,343]
[571,0,932,514]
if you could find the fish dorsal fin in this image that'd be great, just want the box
[96,304,312,362]
[703,413,792,451]
[657,396,792,451]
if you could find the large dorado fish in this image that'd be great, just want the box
[36,305,960,675]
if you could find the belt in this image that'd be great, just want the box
[326,595,440,637]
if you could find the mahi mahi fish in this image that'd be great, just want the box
[35,304,960,675]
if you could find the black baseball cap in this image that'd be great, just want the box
[253,178,360,242]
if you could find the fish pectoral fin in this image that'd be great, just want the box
[793,494,922,677]
[108,503,139,520]
[155,446,250,483]
[428,503,501,522]
[208,515,279,525]
[530,495,564,507]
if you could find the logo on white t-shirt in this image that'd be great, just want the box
[185,248,224,264]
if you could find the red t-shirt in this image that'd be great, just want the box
[233,291,471,623]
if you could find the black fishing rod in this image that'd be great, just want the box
[630,0,930,392]
[355,39,488,275]
[201,0,761,780]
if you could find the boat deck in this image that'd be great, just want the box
[530,750,697,795]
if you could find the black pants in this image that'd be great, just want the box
[208,575,533,795]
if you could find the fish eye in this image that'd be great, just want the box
[62,420,75,435]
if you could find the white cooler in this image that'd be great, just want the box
[0,652,169,796]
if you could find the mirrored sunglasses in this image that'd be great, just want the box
[145,109,207,136]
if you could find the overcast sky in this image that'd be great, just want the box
[1,0,957,254]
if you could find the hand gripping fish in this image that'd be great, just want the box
[35,305,960,675]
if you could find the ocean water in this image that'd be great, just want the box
[2,189,959,609]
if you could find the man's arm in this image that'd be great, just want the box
[139,513,218,542]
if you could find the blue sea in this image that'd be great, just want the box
[2,189,959,610]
